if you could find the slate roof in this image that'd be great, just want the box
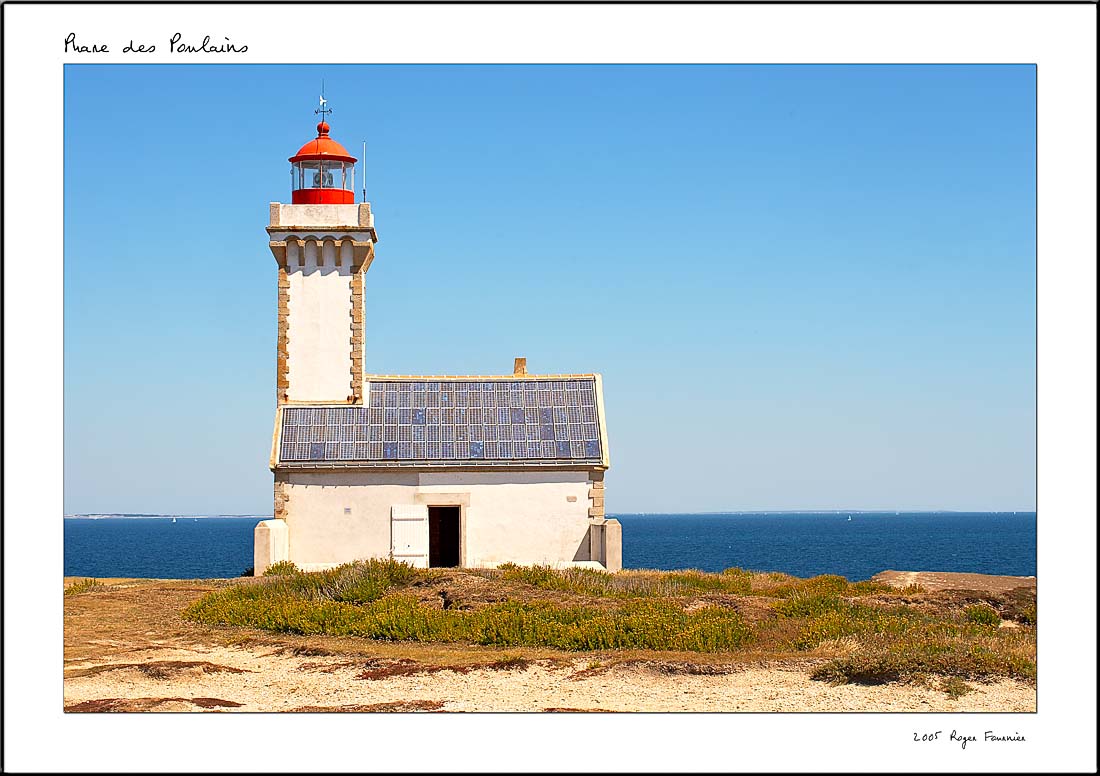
[276,376,607,468]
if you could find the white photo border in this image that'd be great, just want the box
[3,2,1095,773]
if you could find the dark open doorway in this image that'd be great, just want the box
[428,506,461,568]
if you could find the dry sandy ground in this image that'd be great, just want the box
[63,576,1036,713]
[63,642,1035,713]
[873,570,1036,594]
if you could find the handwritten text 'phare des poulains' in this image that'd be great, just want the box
[64,33,248,55]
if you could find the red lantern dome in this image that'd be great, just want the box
[289,121,357,204]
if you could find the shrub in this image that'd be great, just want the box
[263,561,299,577]
[964,604,1001,627]
[250,559,420,602]
[761,574,890,599]
[1001,589,1037,625]
[810,632,1037,685]
[490,564,755,599]
[940,676,973,699]
[773,592,852,619]
[812,655,903,685]
[776,595,953,651]
[64,578,101,596]
[764,574,850,599]
[469,599,753,651]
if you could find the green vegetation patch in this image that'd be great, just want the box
[185,561,753,651]
[181,561,1035,678]
[811,634,1037,686]
[964,603,1002,627]
[939,676,975,699]
[479,565,893,601]
[263,560,300,577]
[64,578,105,596]
[186,590,754,652]
[486,563,755,598]
[251,558,421,603]
[807,611,1037,685]
[1001,587,1037,625]
[776,595,948,650]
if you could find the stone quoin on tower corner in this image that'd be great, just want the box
[254,109,618,574]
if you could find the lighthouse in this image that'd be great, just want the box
[255,108,618,576]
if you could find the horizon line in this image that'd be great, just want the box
[64,509,1038,519]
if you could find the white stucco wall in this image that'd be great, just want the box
[420,471,593,567]
[278,470,603,570]
[282,471,417,567]
[275,203,361,227]
[286,239,354,402]
[270,201,373,402]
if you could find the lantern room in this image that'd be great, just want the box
[289,121,357,204]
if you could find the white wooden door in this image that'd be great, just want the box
[390,505,429,568]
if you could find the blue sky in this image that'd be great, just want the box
[64,64,1036,514]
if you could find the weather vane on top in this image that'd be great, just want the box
[315,81,332,121]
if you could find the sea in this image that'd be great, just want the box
[63,512,1037,581]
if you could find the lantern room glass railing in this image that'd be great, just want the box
[291,160,354,193]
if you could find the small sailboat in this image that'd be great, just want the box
[172,517,177,524]
[847,515,852,522]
